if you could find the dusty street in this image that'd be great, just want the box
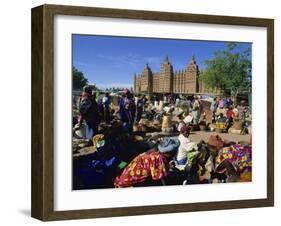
[188,131,250,143]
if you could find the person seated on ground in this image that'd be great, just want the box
[182,136,237,185]
[114,137,180,188]
[215,143,252,182]
[216,112,228,131]
[176,126,198,170]
[204,135,229,174]
[217,113,227,123]
[182,140,215,184]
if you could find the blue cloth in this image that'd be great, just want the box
[177,157,187,165]
[119,97,134,124]
[158,137,180,153]
[92,156,117,169]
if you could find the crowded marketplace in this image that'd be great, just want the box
[72,86,252,190]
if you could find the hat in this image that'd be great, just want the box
[180,125,190,135]
[207,135,224,150]
[158,137,180,153]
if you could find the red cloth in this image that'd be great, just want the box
[227,109,235,120]
[114,151,168,188]
[180,125,190,135]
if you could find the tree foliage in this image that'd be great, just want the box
[72,66,89,90]
[200,43,252,96]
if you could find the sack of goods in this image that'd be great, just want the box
[162,115,173,133]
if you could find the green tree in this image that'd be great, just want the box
[200,43,251,103]
[72,66,89,90]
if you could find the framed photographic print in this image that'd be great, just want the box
[31,4,274,221]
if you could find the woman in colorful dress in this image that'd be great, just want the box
[215,143,252,182]
[119,89,136,133]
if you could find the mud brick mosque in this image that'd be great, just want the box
[134,55,212,95]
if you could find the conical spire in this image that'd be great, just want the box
[190,54,196,64]
[143,63,152,73]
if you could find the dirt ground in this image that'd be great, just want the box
[188,130,250,143]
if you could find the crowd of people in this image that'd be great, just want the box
[73,86,139,138]
[72,85,252,189]
[209,96,251,135]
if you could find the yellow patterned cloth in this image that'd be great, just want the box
[114,151,168,188]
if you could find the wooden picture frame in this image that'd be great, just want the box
[31,4,274,221]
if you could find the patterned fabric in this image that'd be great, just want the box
[218,99,225,108]
[92,134,105,149]
[215,144,252,174]
[120,97,135,124]
[114,151,168,187]
[186,151,199,165]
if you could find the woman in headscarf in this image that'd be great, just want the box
[76,86,100,138]
[119,89,136,133]
[114,137,180,188]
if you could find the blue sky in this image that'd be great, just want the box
[72,35,251,89]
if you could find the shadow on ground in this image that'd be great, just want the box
[18,209,30,217]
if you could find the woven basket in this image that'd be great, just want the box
[215,128,224,133]
[199,125,206,131]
